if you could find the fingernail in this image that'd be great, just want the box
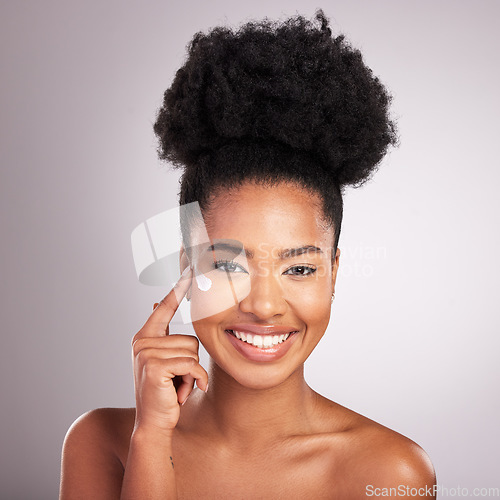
[181,265,191,278]
[204,382,209,393]
[181,394,190,406]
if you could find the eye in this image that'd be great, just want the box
[214,259,248,274]
[283,265,317,277]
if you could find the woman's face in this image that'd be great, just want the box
[186,181,340,389]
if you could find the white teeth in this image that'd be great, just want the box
[230,330,294,348]
[263,336,273,348]
[253,335,263,347]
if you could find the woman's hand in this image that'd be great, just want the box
[131,266,209,434]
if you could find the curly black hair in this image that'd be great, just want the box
[154,10,397,252]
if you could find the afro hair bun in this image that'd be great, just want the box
[154,10,398,187]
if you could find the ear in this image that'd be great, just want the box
[179,245,192,300]
[331,247,341,294]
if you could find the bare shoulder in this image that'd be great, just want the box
[353,422,436,497]
[63,407,136,462]
[314,396,436,498]
[60,407,136,499]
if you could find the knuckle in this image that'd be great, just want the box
[188,350,199,363]
[132,337,144,355]
[135,347,152,365]
[159,295,172,309]
[185,356,197,368]
[142,357,162,378]
[132,337,155,357]
[131,331,142,346]
[177,348,199,363]
[188,335,199,349]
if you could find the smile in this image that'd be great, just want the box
[226,329,294,348]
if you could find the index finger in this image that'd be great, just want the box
[135,266,193,340]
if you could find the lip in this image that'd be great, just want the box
[224,326,300,362]
[224,323,299,336]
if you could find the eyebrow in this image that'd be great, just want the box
[206,243,323,260]
[279,245,323,259]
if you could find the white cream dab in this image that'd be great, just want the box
[195,271,212,292]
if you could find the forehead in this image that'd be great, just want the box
[191,182,334,252]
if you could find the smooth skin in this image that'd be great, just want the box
[60,181,436,499]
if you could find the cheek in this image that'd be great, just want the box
[290,288,331,322]
[285,265,332,300]
[189,273,250,321]
[191,308,231,354]
[190,287,230,322]
[285,276,332,327]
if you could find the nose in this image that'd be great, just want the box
[238,269,287,319]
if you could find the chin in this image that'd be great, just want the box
[215,357,301,390]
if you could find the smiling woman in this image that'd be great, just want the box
[187,183,337,384]
[60,10,436,499]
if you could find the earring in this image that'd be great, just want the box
[331,292,335,303]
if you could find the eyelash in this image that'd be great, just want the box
[284,265,317,277]
[214,259,247,273]
[213,260,317,277]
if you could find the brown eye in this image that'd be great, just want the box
[284,265,316,276]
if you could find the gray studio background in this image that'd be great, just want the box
[1,1,499,498]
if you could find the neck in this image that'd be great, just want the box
[194,359,317,449]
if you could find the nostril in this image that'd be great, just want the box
[238,292,287,319]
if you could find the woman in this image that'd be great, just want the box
[60,11,436,499]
